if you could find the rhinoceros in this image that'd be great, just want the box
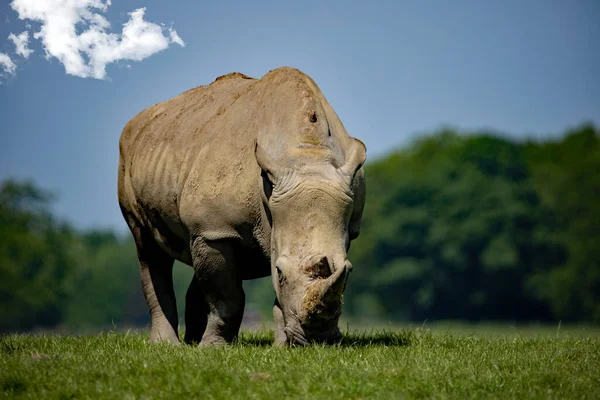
[118,67,366,346]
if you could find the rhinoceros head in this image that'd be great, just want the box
[255,139,366,345]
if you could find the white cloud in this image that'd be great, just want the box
[9,0,184,79]
[169,28,185,47]
[0,53,17,76]
[8,31,33,59]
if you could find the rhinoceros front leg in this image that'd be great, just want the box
[190,237,245,346]
[131,225,180,344]
[183,276,209,344]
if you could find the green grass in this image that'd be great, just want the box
[1,328,599,399]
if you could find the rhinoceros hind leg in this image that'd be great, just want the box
[132,225,180,345]
[183,276,209,344]
[191,237,245,346]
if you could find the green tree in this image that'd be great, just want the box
[63,232,143,328]
[346,131,557,322]
[0,180,80,332]
[524,124,600,321]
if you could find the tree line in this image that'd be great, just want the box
[1,124,598,332]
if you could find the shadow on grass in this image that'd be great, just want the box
[236,331,274,347]
[236,330,413,347]
[1,376,27,395]
[338,330,413,347]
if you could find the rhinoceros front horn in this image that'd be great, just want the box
[339,138,367,180]
[303,263,348,316]
[320,264,347,299]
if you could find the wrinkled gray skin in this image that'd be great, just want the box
[118,67,366,346]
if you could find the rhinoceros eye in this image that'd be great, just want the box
[276,265,284,285]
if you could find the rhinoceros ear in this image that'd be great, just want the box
[339,138,367,180]
[255,141,278,182]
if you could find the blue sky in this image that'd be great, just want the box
[0,0,598,231]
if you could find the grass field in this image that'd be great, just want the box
[1,326,599,399]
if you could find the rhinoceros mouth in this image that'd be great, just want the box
[284,325,310,346]
[284,323,342,346]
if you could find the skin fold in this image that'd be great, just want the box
[118,67,366,346]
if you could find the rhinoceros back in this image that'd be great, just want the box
[118,73,259,262]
